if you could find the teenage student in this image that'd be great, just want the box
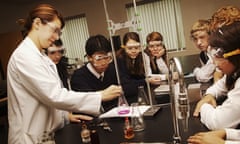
[144,31,169,82]
[71,34,118,111]
[45,38,69,89]
[190,19,222,83]
[193,21,240,130]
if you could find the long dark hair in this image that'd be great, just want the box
[117,32,145,77]
[209,21,240,90]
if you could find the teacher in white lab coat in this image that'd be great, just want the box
[7,4,122,144]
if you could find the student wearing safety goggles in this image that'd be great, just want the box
[193,21,240,130]
[190,19,223,83]
[144,31,169,83]
[71,35,118,111]
[45,39,69,89]
[116,32,161,104]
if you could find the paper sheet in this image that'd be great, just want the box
[154,84,170,93]
[99,105,150,118]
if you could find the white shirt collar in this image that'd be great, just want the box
[86,63,104,79]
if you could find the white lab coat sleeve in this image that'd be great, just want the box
[14,43,101,115]
[205,75,228,99]
[200,78,240,130]
[193,59,216,82]
[225,141,240,144]
[225,128,240,141]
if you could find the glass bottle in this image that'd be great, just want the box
[81,123,91,144]
[124,117,134,139]
[137,86,149,105]
[90,130,100,144]
[131,102,145,132]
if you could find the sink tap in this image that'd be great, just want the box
[168,57,190,144]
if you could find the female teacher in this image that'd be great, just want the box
[7,4,122,144]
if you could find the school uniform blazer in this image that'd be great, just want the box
[70,63,118,111]
[71,63,118,92]
[7,37,101,144]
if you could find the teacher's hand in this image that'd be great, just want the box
[101,85,122,102]
[69,113,93,123]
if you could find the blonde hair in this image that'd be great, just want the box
[190,19,210,38]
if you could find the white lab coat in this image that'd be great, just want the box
[200,75,240,130]
[7,37,102,144]
[225,128,240,144]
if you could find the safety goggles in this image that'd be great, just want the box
[41,19,62,37]
[92,53,112,63]
[148,41,163,49]
[212,47,240,59]
[122,43,141,49]
[48,48,65,55]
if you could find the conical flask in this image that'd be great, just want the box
[117,93,130,115]
[137,86,149,105]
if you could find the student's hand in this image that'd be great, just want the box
[187,130,225,144]
[148,77,161,85]
[101,85,122,101]
[69,113,93,123]
[193,94,216,117]
[213,70,223,83]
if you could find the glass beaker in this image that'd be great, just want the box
[131,103,145,131]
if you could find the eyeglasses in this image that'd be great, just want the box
[49,49,65,55]
[45,22,62,36]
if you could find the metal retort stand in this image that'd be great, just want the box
[102,0,160,117]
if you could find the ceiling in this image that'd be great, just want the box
[1,0,38,5]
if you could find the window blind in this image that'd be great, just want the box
[61,15,89,64]
[126,0,185,51]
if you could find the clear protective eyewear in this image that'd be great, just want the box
[211,47,240,59]
[122,43,141,50]
[148,41,164,49]
[91,53,112,66]
[43,20,62,36]
[49,49,65,55]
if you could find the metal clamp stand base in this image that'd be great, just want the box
[143,106,161,117]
